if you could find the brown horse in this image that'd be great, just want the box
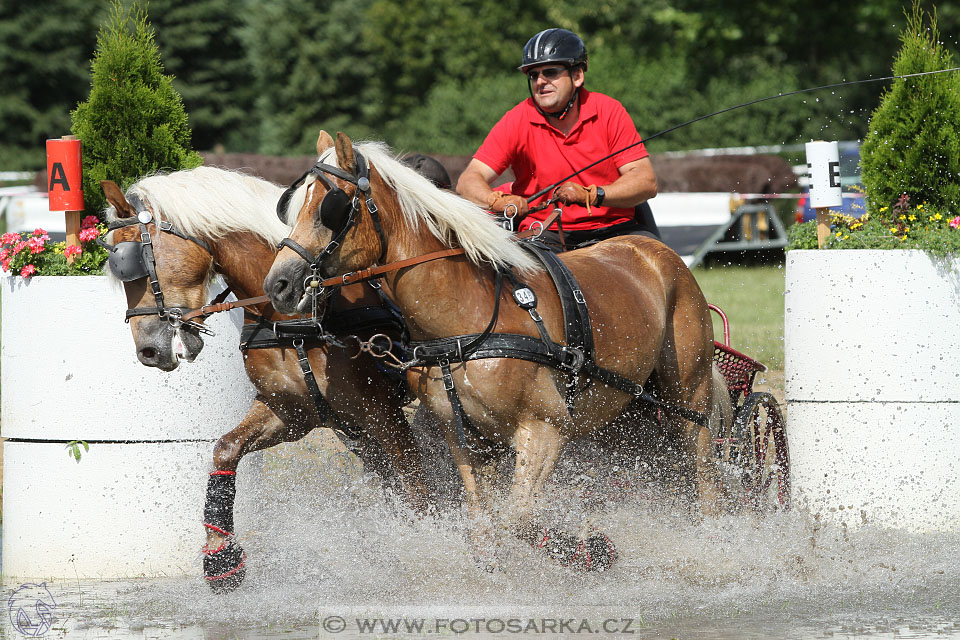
[100,167,432,592]
[264,132,730,571]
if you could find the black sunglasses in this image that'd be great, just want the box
[527,66,568,82]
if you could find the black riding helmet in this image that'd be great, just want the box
[518,28,588,73]
[519,28,587,120]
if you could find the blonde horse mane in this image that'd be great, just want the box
[108,166,294,247]
[318,142,540,274]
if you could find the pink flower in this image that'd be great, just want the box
[950,216,960,230]
[21,264,35,278]
[1,259,9,272]
[1,232,21,246]
[79,227,99,242]
[13,241,26,254]
[0,249,8,261]
[26,237,45,254]
[33,228,49,239]
[64,244,83,258]
[81,216,99,230]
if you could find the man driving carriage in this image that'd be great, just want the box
[456,28,661,251]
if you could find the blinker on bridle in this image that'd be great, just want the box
[97,193,215,334]
[275,149,387,298]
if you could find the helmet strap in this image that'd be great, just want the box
[527,73,581,122]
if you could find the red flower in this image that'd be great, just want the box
[81,216,99,230]
[21,264,35,278]
[79,227,99,242]
[64,245,82,259]
[26,237,46,254]
[33,228,49,240]
[1,232,20,245]
[13,241,26,254]
[1,259,9,272]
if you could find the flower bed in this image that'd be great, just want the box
[0,216,108,278]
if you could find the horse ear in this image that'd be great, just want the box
[101,180,134,218]
[317,130,334,155]
[335,131,356,174]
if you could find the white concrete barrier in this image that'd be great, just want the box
[2,275,258,579]
[785,250,960,531]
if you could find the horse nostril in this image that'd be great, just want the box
[272,277,289,297]
[140,346,157,361]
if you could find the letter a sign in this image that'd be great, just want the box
[46,138,84,211]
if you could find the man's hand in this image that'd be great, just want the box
[487,191,529,216]
[554,182,599,211]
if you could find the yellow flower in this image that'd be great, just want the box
[836,231,842,237]
[899,215,906,221]
[908,214,916,221]
[917,204,924,210]
[843,234,849,240]
[890,227,898,233]
[904,227,910,233]
[879,206,889,212]
[934,213,943,221]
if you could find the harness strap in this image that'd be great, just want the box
[291,339,364,449]
[181,295,271,323]
[411,332,710,427]
[409,272,505,451]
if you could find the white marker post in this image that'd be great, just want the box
[805,140,842,247]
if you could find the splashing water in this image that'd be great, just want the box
[11,433,960,639]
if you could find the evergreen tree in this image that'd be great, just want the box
[72,0,202,219]
[860,2,960,218]
[0,2,103,170]
[149,0,257,152]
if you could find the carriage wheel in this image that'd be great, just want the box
[719,392,790,512]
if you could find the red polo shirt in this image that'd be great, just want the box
[474,89,647,231]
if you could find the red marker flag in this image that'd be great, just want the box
[46,138,84,211]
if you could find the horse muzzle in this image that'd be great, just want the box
[132,316,205,371]
[264,256,310,315]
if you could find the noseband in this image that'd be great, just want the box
[98,193,215,334]
[275,149,387,278]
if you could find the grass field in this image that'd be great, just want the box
[692,264,786,370]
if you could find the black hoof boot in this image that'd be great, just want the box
[578,532,617,572]
[535,528,618,572]
[203,538,247,593]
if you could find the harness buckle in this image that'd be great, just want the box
[573,289,586,305]
[529,221,544,237]
[558,346,585,373]
[442,370,455,391]
[366,197,378,214]
[140,231,152,244]
[367,278,381,290]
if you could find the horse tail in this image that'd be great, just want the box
[709,364,734,439]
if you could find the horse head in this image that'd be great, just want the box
[102,180,214,371]
[265,131,390,314]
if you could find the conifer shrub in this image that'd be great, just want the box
[789,2,960,254]
[860,2,960,222]
[71,0,202,221]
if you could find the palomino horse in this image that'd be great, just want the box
[264,132,730,571]
[100,167,431,592]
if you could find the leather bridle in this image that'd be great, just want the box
[98,193,216,335]
[275,149,387,276]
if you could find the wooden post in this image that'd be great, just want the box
[816,208,831,248]
[62,135,82,264]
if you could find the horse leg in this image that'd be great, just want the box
[663,357,726,515]
[202,395,313,593]
[508,418,618,572]
[354,403,432,514]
